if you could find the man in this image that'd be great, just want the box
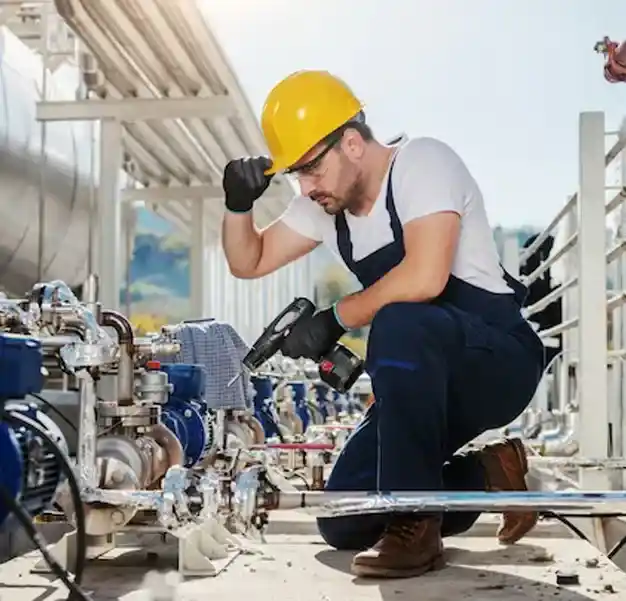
[221,70,545,579]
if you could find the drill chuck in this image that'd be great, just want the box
[242,297,315,371]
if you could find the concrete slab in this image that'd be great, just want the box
[0,513,624,600]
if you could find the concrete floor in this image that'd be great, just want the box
[1,512,625,600]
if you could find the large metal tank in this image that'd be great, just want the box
[0,27,118,295]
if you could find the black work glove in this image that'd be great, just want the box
[223,156,274,213]
[282,307,346,361]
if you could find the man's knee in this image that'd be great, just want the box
[367,302,456,366]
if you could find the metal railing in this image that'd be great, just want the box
[501,112,626,494]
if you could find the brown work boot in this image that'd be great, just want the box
[351,515,445,578]
[479,438,538,544]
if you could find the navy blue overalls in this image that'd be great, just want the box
[317,160,546,551]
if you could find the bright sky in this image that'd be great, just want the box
[202,0,626,229]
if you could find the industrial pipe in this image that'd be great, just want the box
[101,310,135,405]
[270,489,626,516]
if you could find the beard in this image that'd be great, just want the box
[309,168,365,215]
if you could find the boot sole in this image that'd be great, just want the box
[351,554,446,579]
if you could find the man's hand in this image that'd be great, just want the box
[281,307,346,361]
[223,156,274,213]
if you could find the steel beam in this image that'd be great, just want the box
[122,184,222,202]
[578,112,610,490]
[122,184,288,205]
[98,119,124,311]
[36,95,235,122]
[189,200,210,317]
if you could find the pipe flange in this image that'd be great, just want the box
[84,456,140,536]
[97,403,161,428]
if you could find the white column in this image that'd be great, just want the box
[189,199,210,317]
[577,111,609,489]
[97,118,123,310]
[618,117,626,488]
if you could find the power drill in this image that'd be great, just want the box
[242,297,364,393]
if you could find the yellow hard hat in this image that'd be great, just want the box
[261,70,364,175]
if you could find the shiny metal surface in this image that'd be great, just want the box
[274,490,626,516]
[136,369,170,404]
[97,403,161,428]
[0,29,131,295]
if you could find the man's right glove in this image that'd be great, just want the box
[222,156,274,213]
[281,307,346,361]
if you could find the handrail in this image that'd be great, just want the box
[501,112,626,499]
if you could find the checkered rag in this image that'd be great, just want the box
[155,319,252,411]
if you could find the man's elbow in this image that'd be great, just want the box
[227,263,259,280]
[409,269,450,301]
[223,255,258,280]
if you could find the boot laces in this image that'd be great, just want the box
[384,519,422,544]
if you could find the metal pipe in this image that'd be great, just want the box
[529,456,626,469]
[501,407,533,438]
[272,489,626,516]
[81,273,99,302]
[101,309,134,405]
[100,309,133,344]
[536,410,568,441]
[537,409,579,456]
[521,409,543,439]
[37,3,50,281]
[76,370,98,489]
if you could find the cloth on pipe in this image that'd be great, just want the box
[155,319,252,410]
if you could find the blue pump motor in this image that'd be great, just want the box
[251,375,283,439]
[313,383,331,422]
[289,382,311,432]
[159,363,212,467]
[0,334,66,527]
[0,422,22,526]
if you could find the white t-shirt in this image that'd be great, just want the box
[280,136,511,294]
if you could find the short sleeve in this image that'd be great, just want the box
[279,194,325,242]
[392,137,470,224]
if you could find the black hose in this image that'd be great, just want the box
[28,392,78,433]
[0,483,90,601]
[545,512,626,560]
[0,408,86,586]
[542,511,590,542]
[608,533,626,559]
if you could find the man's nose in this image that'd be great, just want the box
[298,176,316,198]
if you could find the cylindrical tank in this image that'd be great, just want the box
[0,28,128,295]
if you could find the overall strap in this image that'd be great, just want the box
[500,265,529,307]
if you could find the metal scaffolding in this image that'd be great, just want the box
[2,0,295,313]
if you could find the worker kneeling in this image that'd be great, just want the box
[221,70,545,579]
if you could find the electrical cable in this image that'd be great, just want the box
[0,407,87,586]
[28,391,78,433]
[0,483,91,601]
[608,533,626,560]
[542,512,590,542]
